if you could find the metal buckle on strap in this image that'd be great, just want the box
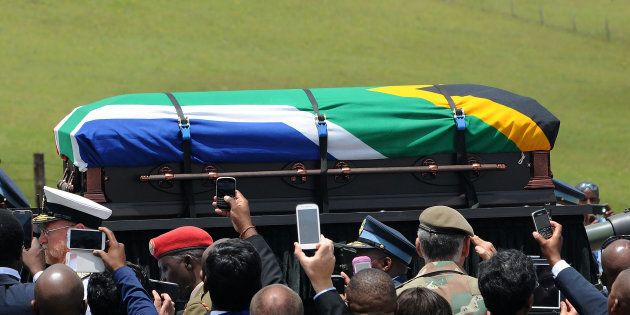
[316,114,327,138]
[453,108,466,131]
[178,117,191,141]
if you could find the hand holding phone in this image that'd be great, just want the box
[296,204,321,250]
[331,275,346,294]
[532,209,553,239]
[215,177,236,210]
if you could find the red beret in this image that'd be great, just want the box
[149,226,213,259]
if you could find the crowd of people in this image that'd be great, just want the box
[1,185,629,315]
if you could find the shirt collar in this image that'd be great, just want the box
[418,261,466,276]
[0,267,21,280]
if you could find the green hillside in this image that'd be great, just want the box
[0,0,628,210]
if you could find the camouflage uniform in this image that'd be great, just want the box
[183,282,212,315]
[396,261,486,315]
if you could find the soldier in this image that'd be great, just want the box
[148,226,214,314]
[343,215,417,286]
[396,206,495,315]
[32,186,112,315]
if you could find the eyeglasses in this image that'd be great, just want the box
[40,225,73,236]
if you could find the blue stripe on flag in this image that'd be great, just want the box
[75,119,333,167]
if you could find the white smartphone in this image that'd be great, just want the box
[66,228,106,273]
[296,203,321,250]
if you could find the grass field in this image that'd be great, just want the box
[0,0,628,210]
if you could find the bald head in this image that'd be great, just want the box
[249,284,303,315]
[609,268,630,315]
[33,264,86,315]
[346,268,396,315]
[602,239,630,291]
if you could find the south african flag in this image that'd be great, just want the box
[54,84,559,171]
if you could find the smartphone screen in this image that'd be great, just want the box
[12,210,33,248]
[352,256,372,274]
[296,204,320,249]
[216,177,236,210]
[532,209,552,239]
[68,229,105,250]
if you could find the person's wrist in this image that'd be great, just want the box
[239,225,257,239]
[311,278,334,293]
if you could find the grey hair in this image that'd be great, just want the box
[417,228,465,262]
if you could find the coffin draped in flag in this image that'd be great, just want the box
[54,84,559,171]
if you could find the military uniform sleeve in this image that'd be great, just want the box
[113,266,158,315]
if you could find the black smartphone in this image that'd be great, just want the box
[67,229,106,250]
[331,275,345,294]
[591,204,608,215]
[12,209,33,248]
[215,177,236,210]
[532,209,553,239]
[149,279,185,311]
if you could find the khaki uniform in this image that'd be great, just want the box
[396,261,485,315]
[183,282,212,315]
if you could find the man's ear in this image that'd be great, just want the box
[460,236,471,261]
[382,257,393,272]
[415,238,423,257]
[32,299,38,314]
[610,298,620,314]
[183,255,194,270]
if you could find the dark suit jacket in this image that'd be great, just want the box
[0,273,35,315]
[245,234,284,286]
[314,290,351,315]
[555,266,607,315]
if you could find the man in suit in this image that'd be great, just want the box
[203,190,284,314]
[249,284,303,315]
[533,220,608,315]
[0,208,40,315]
[31,264,86,315]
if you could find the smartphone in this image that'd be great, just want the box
[352,256,372,274]
[67,228,106,250]
[66,229,106,273]
[591,204,608,215]
[12,209,33,248]
[532,209,553,239]
[331,275,345,294]
[532,263,561,310]
[215,177,236,210]
[296,203,321,250]
[150,279,185,310]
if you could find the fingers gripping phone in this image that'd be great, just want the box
[66,229,106,273]
[532,209,553,239]
[12,209,33,248]
[296,203,321,250]
[352,256,372,274]
[216,177,236,210]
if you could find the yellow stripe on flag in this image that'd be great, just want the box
[369,85,551,151]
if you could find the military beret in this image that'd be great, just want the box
[418,205,474,236]
[345,215,417,265]
[149,226,213,259]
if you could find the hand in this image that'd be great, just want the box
[471,235,496,261]
[152,290,175,315]
[560,300,578,315]
[532,221,563,266]
[603,204,614,218]
[339,271,351,301]
[294,236,335,293]
[93,227,126,271]
[213,190,256,238]
[22,237,45,275]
